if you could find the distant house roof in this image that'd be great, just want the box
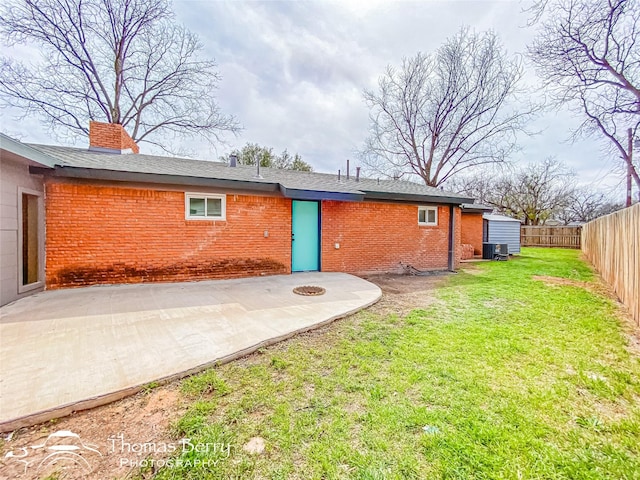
[461,203,493,212]
[483,213,522,223]
[20,143,473,204]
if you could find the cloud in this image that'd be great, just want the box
[1,0,628,197]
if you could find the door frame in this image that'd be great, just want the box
[17,187,45,293]
[291,200,321,272]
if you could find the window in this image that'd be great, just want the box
[418,206,438,226]
[185,193,226,220]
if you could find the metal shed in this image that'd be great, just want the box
[483,214,521,254]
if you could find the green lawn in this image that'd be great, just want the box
[152,248,640,479]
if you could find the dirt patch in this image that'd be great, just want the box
[533,275,640,356]
[362,273,448,317]
[0,385,184,480]
[532,275,626,313]
[532,275,614,296]
[459,263,488,275]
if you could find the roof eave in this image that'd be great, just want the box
[362,191,474,204]
[280,185,365,201]
[32,166,281,193]
[462,203,493,212]
[483,214,522,222]
[0,133,57,168]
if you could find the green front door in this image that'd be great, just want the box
[291,200,320,272]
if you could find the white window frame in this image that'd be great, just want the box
[18,187,45,293]
[185,193,226,221]
[418,206,438,226]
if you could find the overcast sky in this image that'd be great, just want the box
[0,0,626,197]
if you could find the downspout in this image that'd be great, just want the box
[447,205,455,271]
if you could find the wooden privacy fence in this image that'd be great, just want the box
[521,225,582,249]
[582,204,640,327]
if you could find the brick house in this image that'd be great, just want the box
[461,203,493,257]
[0,123,474,306]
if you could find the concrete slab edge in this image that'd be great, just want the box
[0,292,381,434]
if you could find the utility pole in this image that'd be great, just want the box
[627,128,633,208]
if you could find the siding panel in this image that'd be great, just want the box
[0,158,45,306]
[486,220,521,254]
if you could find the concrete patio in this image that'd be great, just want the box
[0,273,381,432]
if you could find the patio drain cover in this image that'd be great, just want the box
[293,285,326,296]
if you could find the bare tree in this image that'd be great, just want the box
[362,27,536,187]
[556,188,624,224]
[0,0,238,151]
[523,0,550,26]
[445,171,497,207]
[528,0,640,200]
[449,158,574,225]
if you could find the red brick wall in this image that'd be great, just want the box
[45,180,291,288]
[44,180,462,287]
[89,121,140,153]
[461,212,484,255]
[321,201,460,274]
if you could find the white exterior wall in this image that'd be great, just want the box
[0,157,45,306]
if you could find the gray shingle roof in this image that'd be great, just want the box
[27,144,473,204]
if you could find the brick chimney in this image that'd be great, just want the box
[89,121,139,154]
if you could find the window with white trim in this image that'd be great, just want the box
[418,206,438,226]
[185,193,226,220]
